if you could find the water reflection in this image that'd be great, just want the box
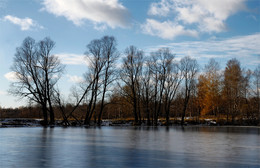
[0,126,259,167]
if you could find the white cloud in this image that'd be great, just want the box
[56,53,87,65]
[196,0,246,20]
[67,75,84,83]
[41,0,131,29]
[3,15,44,31]
[199,17,226,33]
[148,0,171,17]
[145,0,247,38]
[142,19,198,40]
[146,33,260,67]
[4,71,19,81]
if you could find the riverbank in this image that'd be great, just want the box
[1,118,259,128]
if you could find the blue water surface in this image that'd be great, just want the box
[0,126,259,168]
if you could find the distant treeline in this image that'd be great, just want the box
[3,36,260,126]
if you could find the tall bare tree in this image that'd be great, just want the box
[120,46,143,125]
[9,37,64,125]
[253,65,260,124]
[149,48,174,125]
[97,36,119,125]
[80,36,119,125]
[83,38,105,125]
[140,57,153,125]
[180,56,199,125]
[164,60,183,126]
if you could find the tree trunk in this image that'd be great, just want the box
[98,67,109,126]
[181,104,187,125]
[48,99,55,125]
[137,98,142,125]
[42,104,48,126]
[181,97,189,125]
[166,111,170,126]
[84,78,98,125]
[49,107,55,125]
[98,107,104,126]
[97,85,106,125]
[146,107,151,126]
[165,99,171,126]
[132,87,139,125]
[227,107,229,124]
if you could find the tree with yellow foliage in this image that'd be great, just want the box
[197,59,221,117]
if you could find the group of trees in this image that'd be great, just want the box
[6,36,260,126]
[197,59,260,125]
[118,47,199,126]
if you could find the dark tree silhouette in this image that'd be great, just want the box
[9,37,64,125]
[120,46,143,125]
[97,36,119,126]
[149,48,174,125]
[140,57,153,125]
[253,65,260,124]
[163,57,183,126]
[83,38,105,125]
[180,56,199,125]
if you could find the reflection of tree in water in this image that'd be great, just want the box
[35,128,54,167]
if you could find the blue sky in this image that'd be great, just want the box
[0,0,259,108]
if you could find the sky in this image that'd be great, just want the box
[0,0,259,108]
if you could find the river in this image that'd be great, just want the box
[0,126,259,167]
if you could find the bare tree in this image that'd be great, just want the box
[97,36,119,126]
[140,57,153,125]
[38,37,65,124]
[148,48,174,125]
[253,65,260,124]
[83,38,105,125]
[180,56,199,125]
[9,37,64,125]
[120,46,143,125]
[164,61,183,126]
[81,36,119,125]
[58,36,118,126]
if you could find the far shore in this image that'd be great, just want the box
[1,118,260,128]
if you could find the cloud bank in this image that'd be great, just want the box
[146,33,260,66]
[143,0,247,39]
[42,0,131,30]
[142,19,198,40]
